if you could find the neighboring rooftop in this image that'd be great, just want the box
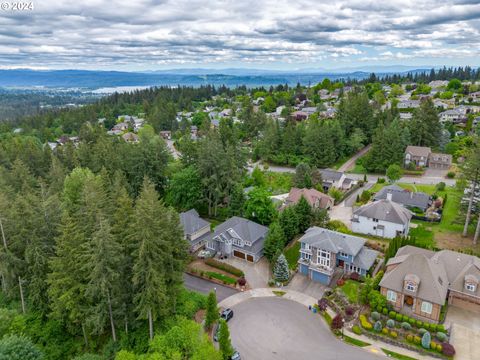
[373,185,430,210]
[353,199,413,225]
[405,145,431,158]
[180,209,210,236]
[285,188,334,209]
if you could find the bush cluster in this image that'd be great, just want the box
[359,315,372,330]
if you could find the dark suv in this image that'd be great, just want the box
[220,308,234,322]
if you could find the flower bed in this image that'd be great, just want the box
[356,309,454,359]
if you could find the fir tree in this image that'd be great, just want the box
[273,254,289,282]
[204,291,219,330]
[218,319,234,360]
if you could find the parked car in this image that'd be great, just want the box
[220,308,234,322]
[231,350,241,360]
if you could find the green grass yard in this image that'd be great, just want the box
[343,335,370,347]
[340,280,360,304]
[284,241,301,270]
[381,348,418,360]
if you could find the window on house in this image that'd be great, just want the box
[421,301,432,314]
[206,241,215,250]
[317,250,330,267]
[466,283,476,292]
[405,283,416,292]
[340,252,348,258]
[373,218,379,223]
[244,241,252,247]
[386,290,397,302]
[233,238,243,247]
[304,243,310,251]
[303,253,311,261]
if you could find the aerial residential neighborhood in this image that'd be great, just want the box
[1,1,480,360]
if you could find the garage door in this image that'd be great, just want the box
[233,250,246,260]
[451,297,480,313]
[246,254,254,262]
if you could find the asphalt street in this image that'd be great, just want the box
[229,297,381,360]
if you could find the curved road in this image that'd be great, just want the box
[229,297,380,360]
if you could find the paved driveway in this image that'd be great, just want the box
[446,306,480,360]
[221,257,270,289]
[286,272,326,300]
[229,297,380,360]
[330,203,353,229]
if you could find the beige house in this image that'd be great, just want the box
[284,188,334,210]
[404,146,451,170]
[380,246,480,323]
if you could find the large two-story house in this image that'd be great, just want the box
[351,197,413,239]
[206,216,268,263]
[373,185,431,212]
[404,146,452,170]
[380,245,480,323]
[298,227,379,285]
[180,209,211,252]
[283,188,334,210]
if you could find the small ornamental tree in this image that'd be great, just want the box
[218,319,234,360]
[273,254,289,282]
[318,298,328,312]
[386,164,402,182]
[331,314,344,331]
[441,343,455,357]
[374,321,382,332]
[204,291,219,330]
[421,331,431,349]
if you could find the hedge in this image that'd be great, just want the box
[205,258,244,277]
[360,315,372,330]
[205,272,237,285]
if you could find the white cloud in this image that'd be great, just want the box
[0,0,478,69]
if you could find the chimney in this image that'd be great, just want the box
[386,192,393,201]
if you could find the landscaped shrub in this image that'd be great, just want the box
[436,343,442,353]
[386,319,395,328]
[388,311,396,319]
[205,272,237,284]
[401,322,412,331]
[437,324,446,333]
[421,331,431,349]
[336,279,345,286]
[447,171,455,179]
[414,336,421,345]
[436,182,446,191]
[371,312,381,321]
[237,277,246,286]
[382,328,389,335]
[349,272,360,282]
[390,331,398,338]
[382,308,388,315]
[441,343,455,356]
[352,325,362,335]
[431,341,438,350]
[345,307,355,317]
[436,332,447,342]
[408,317,415,326]
[402,315,409,322]
[205,258,244,277]
[376,305,383,313]
[418,328,427,335]
[331,314,344,331]
[406,334,414,342]
[374,321,382,332]
[416,320,423,328]
[360,315,372,330]
[395,313,402,322]
[318,298,328,312]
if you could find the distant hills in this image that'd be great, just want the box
[0,67,431,90]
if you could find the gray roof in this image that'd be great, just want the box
[213,217,268,254]
[353,199,413,225]
[373,185,430,210]
[180,209,210,236]
[405,145,431,158]
[381,245,480,304]
[319,169,343,182]
[299,227,366,257]
[352,247,379,270]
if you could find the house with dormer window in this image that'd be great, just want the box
[206,216,268,263]
[380,245,480,323]
[298,227,378,285]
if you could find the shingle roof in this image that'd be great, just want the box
[353,199,413,225]
[319,169,344,182]
[299,227,366,257]
[213,216,268,253]
[180,209,210,236]
[285,188,334,209]
[405,145,431,158]
[373,185,430,210]
[382,246,480,304]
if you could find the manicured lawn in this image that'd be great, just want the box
[340,280,360,304]
[347,162,367,174]
[343,335,370,347]
[369,182,388,193]
[381,348,418,360]
[409,225,435,249]
[205,272,237,285]
[284,241,301,270]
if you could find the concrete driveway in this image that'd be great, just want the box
[228,297,380,360]
[330,203,353,229]
[286,272,326,300]
[221,257,270,289]
[446,306,480,360]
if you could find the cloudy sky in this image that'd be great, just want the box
[0,0,479,71]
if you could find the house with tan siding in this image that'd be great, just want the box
[380,246,480,323]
